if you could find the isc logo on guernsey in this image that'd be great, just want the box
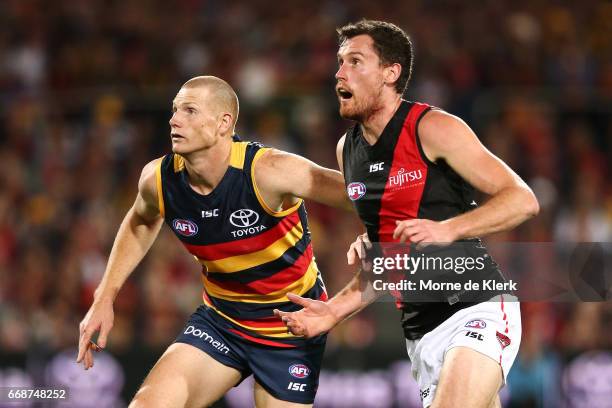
[347,182,366,201]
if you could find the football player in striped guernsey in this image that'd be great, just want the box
[77,76,352,407]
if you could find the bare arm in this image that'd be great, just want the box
[321,232,381,321]
[275,234,380,337]
[94,160,164,301]
[254,148,353,212]
[275,137,378,337]
[77,158,164,368]
[331,134,378,319]
[327,136,376,318]
[394,110,539,243]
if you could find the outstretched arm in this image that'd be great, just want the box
[275,233,381,337]
[274,135,373,337]
[394,110,539,243]
[254,148,353,212]
[77,159,164,369]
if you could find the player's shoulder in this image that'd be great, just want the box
[337,133,347,150]
[140,157,163,182]
[336,133,347,167]
[418,108,479,162]
[419,109,470,136]
[419,109,474,144]
[254,147,296,174]
[139,157,164,202]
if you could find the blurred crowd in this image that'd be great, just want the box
[0,0,610,406]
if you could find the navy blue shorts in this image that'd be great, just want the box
[175,305,326,404]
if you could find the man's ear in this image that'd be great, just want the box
[384,63,402,86]
[218,113,233,135]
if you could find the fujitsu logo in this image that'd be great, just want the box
[389,168,423,188]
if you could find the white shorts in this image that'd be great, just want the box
[405,295,521,407]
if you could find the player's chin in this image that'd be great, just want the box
[338,106,357,120]
[171,142,190,155]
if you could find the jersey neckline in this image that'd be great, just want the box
[178,142,241,200]
[356,99,411,155]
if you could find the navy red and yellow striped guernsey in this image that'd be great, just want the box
[156,138,327,346]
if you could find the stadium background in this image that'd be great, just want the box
[0,0,610,406]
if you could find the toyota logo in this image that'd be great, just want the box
[229,209,259,228]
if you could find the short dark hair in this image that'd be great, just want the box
[337,19,413,95]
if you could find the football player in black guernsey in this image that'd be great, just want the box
[276,20,539,408]
[77,76,353,408]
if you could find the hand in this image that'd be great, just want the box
[393,219,457,246]
[347,233,371,265]
[76,298,114,370]
[273,293,339,338]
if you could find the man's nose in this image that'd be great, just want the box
[335,64,347,81]
[169,112,180,127]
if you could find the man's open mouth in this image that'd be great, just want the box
[337,88,353,100]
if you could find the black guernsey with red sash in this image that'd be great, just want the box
[342,101,507,340]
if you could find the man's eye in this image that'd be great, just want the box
[352,58,359,65]
[187,108,195,114]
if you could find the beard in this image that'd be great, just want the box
[338,83,384,122]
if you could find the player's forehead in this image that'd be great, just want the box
[172,86,208,106]
[337,34,378,59]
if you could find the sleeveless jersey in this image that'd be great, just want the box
[156,139,327,346]
[342,101,506,340]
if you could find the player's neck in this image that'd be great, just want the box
[360,94,402,145]
[182,139,232,195]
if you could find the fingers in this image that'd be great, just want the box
[77,328,93,363]
[90,340,102,352]
[285,320,305,336]
[394,220,423,242]
[79,340,105,370]
[273,309,306,336]
[84,347,93,370]
[409,232,428,244]
[286,293,312,307]
[274,309,291,320]
[282,314,305,336]
[77,318,101,363]
[97,322,112,349]
[361,233,372,249]
[278,312,294,325]
[347,243,358,265]
[347,233,369,265]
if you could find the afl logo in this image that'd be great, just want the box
[465,319,486,329]
[289,364,310,379]
[173,219,198,236]
[347,182,366,201]
[230,209,259,228]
